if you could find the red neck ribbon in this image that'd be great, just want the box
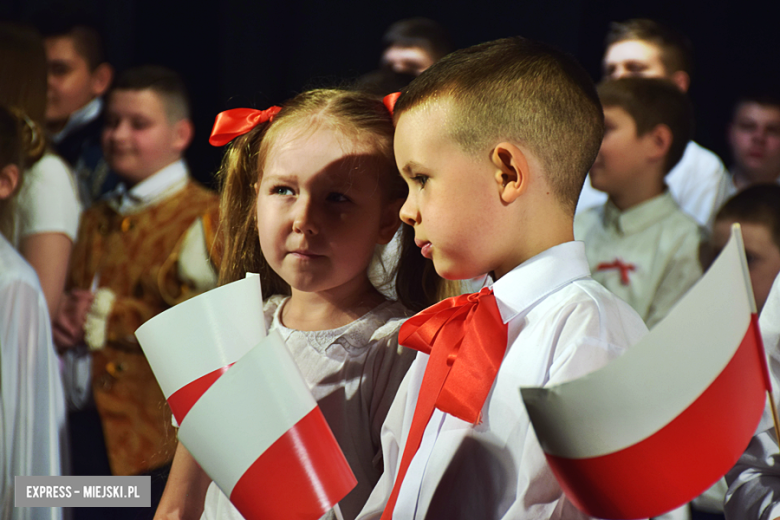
[596,258,636,286]
[208,106,282,147]
[380,287,508,519]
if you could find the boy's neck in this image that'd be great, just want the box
[608,174,666,212]
[282,278,386,331]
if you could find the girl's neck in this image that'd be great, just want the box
[280,278,387,331]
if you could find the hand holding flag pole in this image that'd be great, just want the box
[521,224,777,519]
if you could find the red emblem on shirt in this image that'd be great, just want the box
[597,259,636,285]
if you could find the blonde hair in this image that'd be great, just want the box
[217,88,447,311]
[0,105,46,240]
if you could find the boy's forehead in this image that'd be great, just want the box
[45,34,86,62]
[108,89,166,115]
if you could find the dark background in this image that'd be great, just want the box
[2,0,778,188]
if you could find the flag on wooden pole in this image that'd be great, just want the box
[521,225,773,519]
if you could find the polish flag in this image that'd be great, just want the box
[135,274,265,423]
[521,225,773,519]
[178,330,357,520]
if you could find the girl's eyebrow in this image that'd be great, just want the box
[402,160,426,174]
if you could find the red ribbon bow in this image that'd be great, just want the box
[383,92,401,115]
[597,258,636,285]
[209,106,282,147]
[381,287,508,519]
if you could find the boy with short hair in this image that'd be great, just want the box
[711,185,780,313]
[54,65,219,515]
[726,94,780,195]
[575,77,702,329]
[357,37,647,519]
[577,19,729,229]
[34,9,119,205]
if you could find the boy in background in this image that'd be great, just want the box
[725,94,780,196]
[577,19,729,229]
[53,65,219,519]
[575,77,702,329]
[357,37,647,519]
[34,8,119,206]
[710,185,780,313]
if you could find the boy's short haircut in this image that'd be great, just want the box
[716,184,780,251]
[382,18,452,62]
[111,65,191,122]
[733,91,780,116]
[606,19,693,78]
[394,36,604,215]
[598,77,693,174]
[32,5,107,70]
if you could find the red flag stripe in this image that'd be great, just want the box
[544,316,767,519]
[230,407,357,520]
[167,364,234,424]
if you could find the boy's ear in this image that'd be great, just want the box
[173,119,194,153]
[646,124,673,162]
[90,63,114,98]
[491,142,529,204]
[0,164,20,200]
[670,70,690,93]
[377,198,404,245]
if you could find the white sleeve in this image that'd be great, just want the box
[725,429,780,520]
[16,153,82,242]
[1,270,66,520]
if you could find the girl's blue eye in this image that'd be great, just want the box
[272,186,294,196]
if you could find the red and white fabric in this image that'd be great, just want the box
[521,225,772,519]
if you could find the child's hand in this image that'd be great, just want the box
[53,289,95,350]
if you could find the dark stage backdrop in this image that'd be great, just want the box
[3,0,778,188]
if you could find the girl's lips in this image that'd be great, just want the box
[420,242,432,259]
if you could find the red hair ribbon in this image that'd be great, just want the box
[209,106,282,147]
[381,287,508,520]
[383,92,401,115]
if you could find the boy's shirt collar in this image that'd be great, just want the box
[602,190,678,236]
[51,97,103,144]
[490,241,591,324]
[108,159,189,215]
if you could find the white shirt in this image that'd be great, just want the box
[50,97,102,144]
[14,152,82,245]
[0,234,66,520]
[357,241,648,520]
[577,141,730,229]
[107,159,189,215]
[574,192,703,329]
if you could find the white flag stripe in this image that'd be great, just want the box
[178,330,316,495]
[135,274,265,398]
[522,229,752,458]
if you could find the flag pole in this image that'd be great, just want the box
[769,392,780,443]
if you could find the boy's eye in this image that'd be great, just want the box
[131,118,152,131]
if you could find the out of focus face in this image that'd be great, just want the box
[44,36,102,124]
[102,89,187,185]
[589,106,648,200]
[728,102,780,183]
[603,40,668,80]
[381,45,435,76]
[712,219,780,312]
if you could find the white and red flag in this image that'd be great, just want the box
[521,225,773,519]
[135,274,265,423]
[177,330,357,520]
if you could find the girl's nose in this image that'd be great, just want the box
[292,197,319,235]
[399,196,419,226]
